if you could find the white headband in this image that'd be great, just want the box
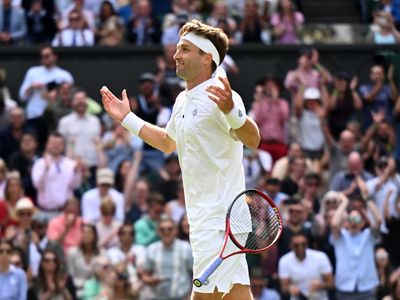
[181,32,220,66]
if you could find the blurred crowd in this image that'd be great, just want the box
[0,0,399,47]
[1,2,400,299]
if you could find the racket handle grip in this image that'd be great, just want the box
[193,256,223,288]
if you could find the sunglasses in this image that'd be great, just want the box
[293,242,306,248]
[348,215,362,224]
[119,230,133,236]
[289,209,302,214]
[43,257,56,263]
[18,211,32,217]
[0,249,11,254]
[160,227,173,233]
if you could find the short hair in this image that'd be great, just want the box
[179,19,229,72]
[100,196,116,215]
[148,193,165,207]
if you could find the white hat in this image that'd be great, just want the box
[303,87,321,100]
[96,168,114,185]
[16,197,34,211]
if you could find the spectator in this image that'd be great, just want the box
[125,0,161,45]
[0,239,27,300]
[383,185,400,267]
[177,212,189,242]
[67,223,103,298]
[114,159,132,193]
[371,11,400,44]
[325,72,363,139]
[250,268,281,300]
[112,266,137,300]
[358,64,398,130]
[152,153,181,202]
[251,75,289,162]
[164,181,185,223]
[61,0,95,30]
[280,156,306,196]
[278,233,333,300]
[1,171,24,222]
[161,11,188,46]
[18,45,74,129]
[31,212,49,252]
[25,0,58,44]
[0,0,27,45]
[206,2,237,41]
[96,196,121,249]
[0,68,17,131]
[82,255,114,300]
[81,167,125,223]
[125,177,150,224]
[134,193,164,246]
[8,132,38,201]
[0,107,29,163]
[258,177,288,207]
[330,151,374,195]
[95,0,125,46]
[299,172,321,216]
[270,0,304,44]
[140,215,192,300]
[330,193,382,300]
[238,0,264,43]
[46,197,84,255]
[58,89,101,185]
[52,9,95,47]
[31,133,84,214]
[243,147,272,189]
[376,247,393,300]
[28,248,74,300]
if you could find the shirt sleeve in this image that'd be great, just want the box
[318,252,333,274]
[18,68,34,101]
[278,255,290,279]
[18,270,27,300]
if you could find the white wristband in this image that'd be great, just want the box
[121,112,146,136]
[225,105,246,129]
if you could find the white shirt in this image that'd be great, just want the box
[166,77,246,231]
[298,109,325,151]
[278,249,332,300]
[19,65,74,119]
[58,112,101,167]
[52,28,95,47]
[81,187,125,223]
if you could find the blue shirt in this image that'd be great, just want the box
[0,265,27,300]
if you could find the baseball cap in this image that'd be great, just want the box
[303,87,321,100]
[138,72,155,83]
[16,197,35,211]
[96,168,115,185]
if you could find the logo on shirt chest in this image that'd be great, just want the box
[192,109,198,116]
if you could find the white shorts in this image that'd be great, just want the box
[190,230,250,294]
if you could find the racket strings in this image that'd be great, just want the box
[229,191,281,251]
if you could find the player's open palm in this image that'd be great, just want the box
[100,87,131,123]
[206,76,234,114]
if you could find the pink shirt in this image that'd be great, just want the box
[47,214,83,254]
[271,12,304,44]
[284,69,320,95]
[31,156,82,210]
[252,97,289,143]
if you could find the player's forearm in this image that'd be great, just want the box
[233,118,260,149]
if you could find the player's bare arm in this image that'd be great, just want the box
[100,86,176,154]
[206,77,260,149]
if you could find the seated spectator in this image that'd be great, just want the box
[370,11,400,44]
[31,212,49,252]
[28,248,75,300]
[250,267,281,300]
[140,215,192,300]
[164,182,185,223]
[280,156,306,196]
[96,197,121,249]
[270,0,304,44]
[278,233,333,300]
[0,0,27,45]
[25,0,57,45]
[82,255,114,300]
[125,0,161,45]
[206,1,237,42]
[8,132,38,201]
[251,75,289,162]
[61,0,95,30]
[67,223,103,298]
[47,197,83,255]
[376,247,393,300]
[2,171,25,222]
[95,0,125,46]
[81,168,125,223]
[134,193,165,246]
[32,132,84,214]
[0,239,27,299]
[238,0,264,43]
[0,69,17,131]
[331,193,382,299]
[52,9,95,47]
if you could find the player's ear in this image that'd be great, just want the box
[202,53,212,66]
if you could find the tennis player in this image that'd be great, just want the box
[101,19,260,300]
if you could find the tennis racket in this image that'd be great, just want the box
[193,189,283,288]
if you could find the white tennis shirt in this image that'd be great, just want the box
[166,77,246,231]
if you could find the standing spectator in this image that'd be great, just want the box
[140,216,193,300]
[95,0,125,46]
[206,2,237,39]
[359,64,398,130]
[31,133,84,214]
[0,0,27,45]
[280,156,306,197]
[25,0,58,45]
[52,9,95,47]
[258,177,288,207]
[1,172,24,222]
[251,76,289,162]
[8,132,39,201]
[125,177,150,224]
[81,168,125,223]
[125,0,161,45]
[61,0,95,30]
[330,193,382,300]
[383,186,400,268]
[58,89,101,185]
[376,247,393,300]
[67,224,102,298]
[371,12,400,44]
[18,46,74,141]
[0,239,27,300]
[46,197,83,255]
[152,154,181,202]
[278,233,333,300]
[96,197,121,250]
[238,0,264,43]
[270,0,304,44]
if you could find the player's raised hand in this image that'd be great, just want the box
[100,86,131,123]
[206,76,234,114]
